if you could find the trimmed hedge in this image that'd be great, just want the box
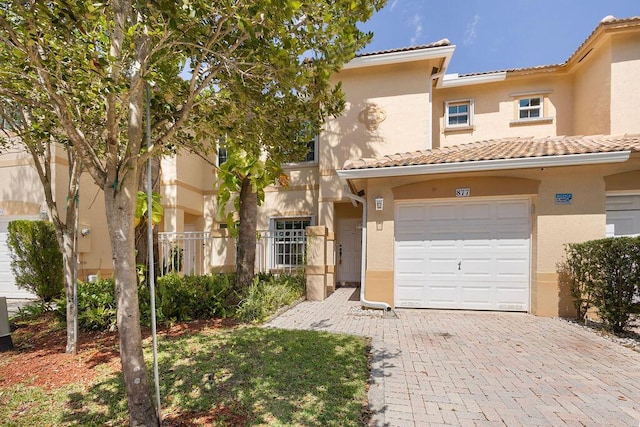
[57,272,304,331]
[562,236,640,332]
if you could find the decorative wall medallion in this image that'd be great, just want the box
[358,103,387,131]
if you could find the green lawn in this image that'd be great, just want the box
[0,324,371,426]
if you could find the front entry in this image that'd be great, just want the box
[336,218,362,285]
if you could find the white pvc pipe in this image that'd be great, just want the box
[342,188,392,312]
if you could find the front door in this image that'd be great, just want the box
[336,218,362,285]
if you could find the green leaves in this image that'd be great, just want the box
[134,190,164,226]
[563,237,640,332]
[215,148,283,230]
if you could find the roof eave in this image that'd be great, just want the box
[439,72,507,88]
[341,45,456,70]
[338,151,631,179]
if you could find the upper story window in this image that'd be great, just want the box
[284,135,317,165]
[303,138,316,163]
[518,97,542,119]
[445,99,473,129]
[510,91,553,126]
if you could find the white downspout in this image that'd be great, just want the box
[342,186,392,312]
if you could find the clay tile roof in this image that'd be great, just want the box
[342,134,640,171]
[356,38,451,58]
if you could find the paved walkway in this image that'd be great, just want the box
[265,287,640,426]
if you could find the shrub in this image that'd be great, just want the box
[55,279,117,331]
[236,272,306,323]
[563,237,640,332]
[57,278,152,331]
[7,220,63,302]
[155,273,237,323]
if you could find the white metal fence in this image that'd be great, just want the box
[158,229,306,276]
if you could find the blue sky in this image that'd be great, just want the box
[358,0,640,75]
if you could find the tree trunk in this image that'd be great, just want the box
[104,181,159,426]
[235,177,258,293]
[61,231,76,354]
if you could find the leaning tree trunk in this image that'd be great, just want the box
[235,177,258,294]
[104,180,159,426]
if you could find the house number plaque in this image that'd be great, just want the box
[455,188,470,197]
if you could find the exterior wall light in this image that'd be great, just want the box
[374,196,384,211]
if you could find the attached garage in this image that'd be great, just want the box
[395,198,531,311]
[0,217,37,299]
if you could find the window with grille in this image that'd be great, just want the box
[272,218,311,266]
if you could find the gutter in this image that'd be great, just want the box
[339,181,392,312]
[338,151,632,180]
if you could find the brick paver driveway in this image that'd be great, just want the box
[265,288,640,426]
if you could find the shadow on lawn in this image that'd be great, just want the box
[61,327,370,426]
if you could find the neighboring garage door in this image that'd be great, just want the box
[606,194,640,237]
[395,198,531,311]
[0,217,38,299]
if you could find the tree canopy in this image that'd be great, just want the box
[0,0,385,424]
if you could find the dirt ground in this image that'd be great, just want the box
[0,313,243,426]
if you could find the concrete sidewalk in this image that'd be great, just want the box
[266,287,640,426]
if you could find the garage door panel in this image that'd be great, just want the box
[430,204,459,220]
[497,201,529,218]
[426,284,459,305]
[395,199,530,311]
[460,286,493,308]
[397,204,426,220]
[462,203,492,220]
[461,237,492,249]
[461,258,493,277]
[496,258,529,277]
[428,258,458,274]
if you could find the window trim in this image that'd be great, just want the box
[510,93,554,125]
[517,96,543,120]
[444,99,474,129]
[269,216,314,268]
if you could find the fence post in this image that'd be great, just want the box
[305,226,328,301]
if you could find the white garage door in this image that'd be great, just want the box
[395,199,530,311]
[606,195,640,237]
[0,217,38,299]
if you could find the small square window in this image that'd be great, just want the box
[445,100,473,128]
[518,97,542,119]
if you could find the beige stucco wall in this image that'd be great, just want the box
[0,144,113,281]
[433,75,572,148]
[572,38,612,135]
[610,32,640,134]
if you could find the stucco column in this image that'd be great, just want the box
[163,207,184,233]
[305,225,328,300]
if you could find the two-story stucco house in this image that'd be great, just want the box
[1,16,639,318]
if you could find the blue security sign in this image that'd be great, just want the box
[555,193,573,205]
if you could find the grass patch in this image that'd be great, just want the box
[0,321,370,426]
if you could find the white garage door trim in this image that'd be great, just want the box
[606,193,640,237]
[0,216,39,299]
[394,197,531,311]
